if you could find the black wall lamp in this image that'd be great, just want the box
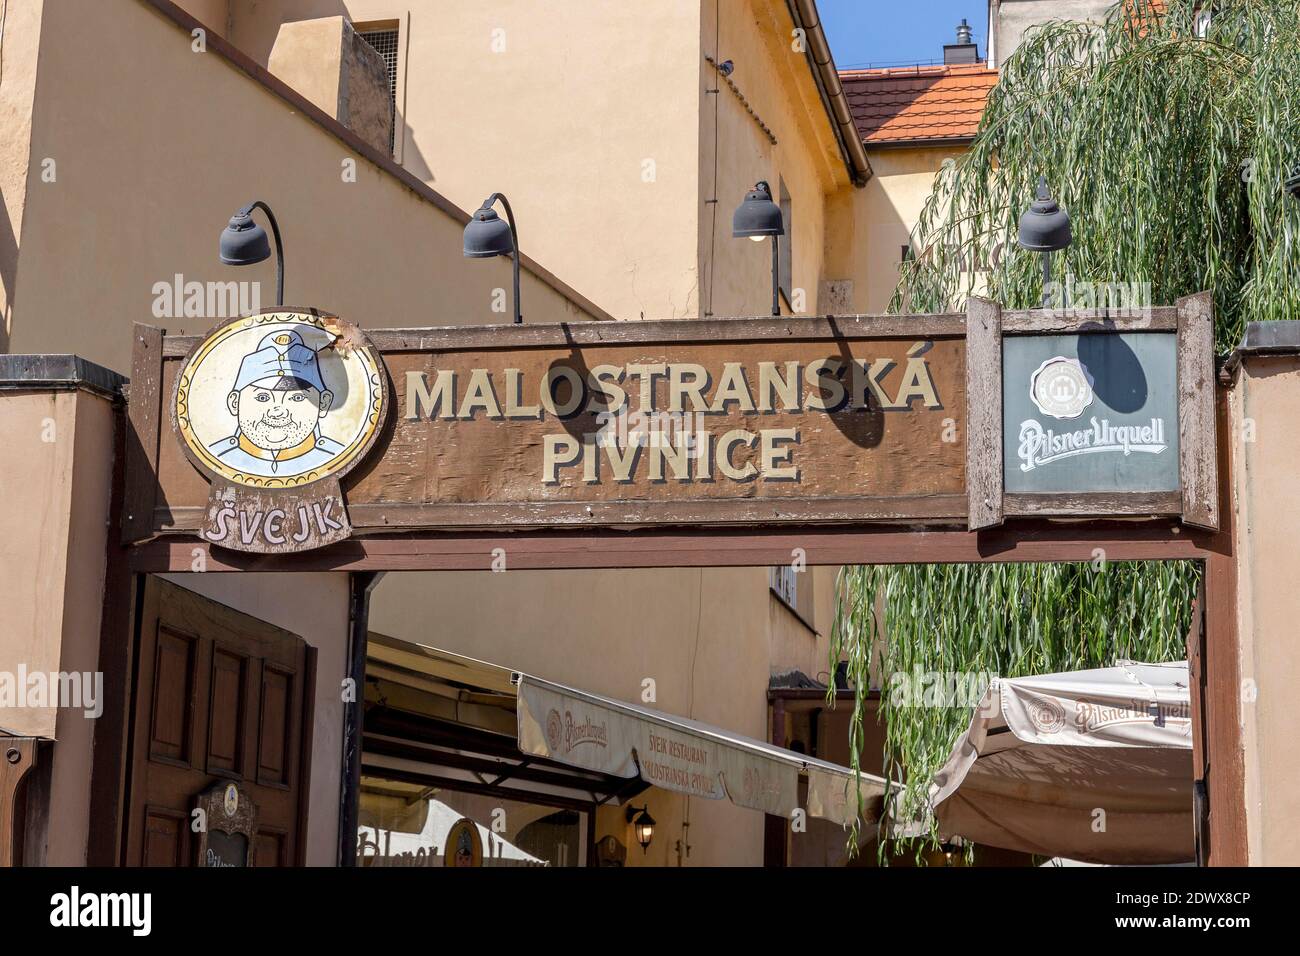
[625,804,656,853]
[463,192,522,324]
[1018,176,1072,308]
[219,200,284,306]
[733,180,785,317]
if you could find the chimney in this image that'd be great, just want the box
[944,18,979,65]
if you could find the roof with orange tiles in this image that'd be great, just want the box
[840,62,999,147]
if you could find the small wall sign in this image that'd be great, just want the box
[444,817,483,867]
[1004,333,1180,495]
[195,782,256,867]
[171,309,390,553]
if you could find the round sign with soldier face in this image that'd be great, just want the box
[173,311,387,488]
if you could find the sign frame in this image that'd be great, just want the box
[965,291,1217,531]
[195,781,256,867]
[123,296,1219,554]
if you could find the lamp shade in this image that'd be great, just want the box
[732,181,784,238]
[463,206,514,258]
[1018,177,1072,252]
[219,212,271,265]
[632,809,656,851]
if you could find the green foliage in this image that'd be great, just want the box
[893,0,1300,350]
[830,561,1200,859]
[829,0,1296,860]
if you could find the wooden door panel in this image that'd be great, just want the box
[206,646,248,776]
[147,627,197,767]
[256,664,294,789]
[255,827,287,867]
[141,807,187,867]
[125,578,315,866]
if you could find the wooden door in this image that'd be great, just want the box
[124,578,315,866]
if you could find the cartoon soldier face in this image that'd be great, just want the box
[226,330,334,452]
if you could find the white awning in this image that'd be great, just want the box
[918,660,1193,865]
[515,673,885,827]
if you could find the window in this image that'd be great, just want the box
[770,564,798,609]
[357,25,400,155]
[770,565,815,633]
[778,177,793,308]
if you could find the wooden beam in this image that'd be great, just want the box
[128,518,1224,573]
[87,410,138,866]
[1001,306,1178,334]
[1201,387,1246,864]
[122,324,164,544]
[966,297,1003,530]
[160,313,969,357]
[1178,291,1219,530]
[156,494,970,533]
[1005,491,1182,517]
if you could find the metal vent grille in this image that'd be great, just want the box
[357,27,399,154]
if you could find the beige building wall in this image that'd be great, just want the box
[0,0,47,354]
[218,0,866,321]
[0,385,115,864]
[700,0,857,318]
[855,146,963,312]
[370,565,837,866]
[173,0,232,32]
[228,0,705,322]
[987,0,1116,68]
[1228,352,1300,865]
[6,0,601,376]
[370,568,770,865]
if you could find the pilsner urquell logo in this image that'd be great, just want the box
[1018,417,1168,472]
[1076,699,1191,734]
[1019,355,1167,471]
[547,708,608,753]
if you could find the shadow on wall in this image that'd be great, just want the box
[1,181,17,353]
[214,2,439,187]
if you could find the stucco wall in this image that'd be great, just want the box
[369,567,774,866]
[1229,355,1300,865]
[220,0,863,322]
[856,146,962,312]
[173,0,231,33]
[700,0,854,319]
[227,0,704,322]
[0,0,46,353]
[0,387,115,864]
[988,0,1115,68]
[7,0,596,376]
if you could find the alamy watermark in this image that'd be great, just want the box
[152,273,261,319]
[888,668,996,711]
[0,666,102,718]
[1042,278,1152,318]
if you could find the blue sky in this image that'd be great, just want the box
[818,0,989,69]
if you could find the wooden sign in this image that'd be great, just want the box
[169,310,389,553]
[195,782,255,867]
[443,817,483,867]
[965,292,1218,531]
[122,297,1218,555]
